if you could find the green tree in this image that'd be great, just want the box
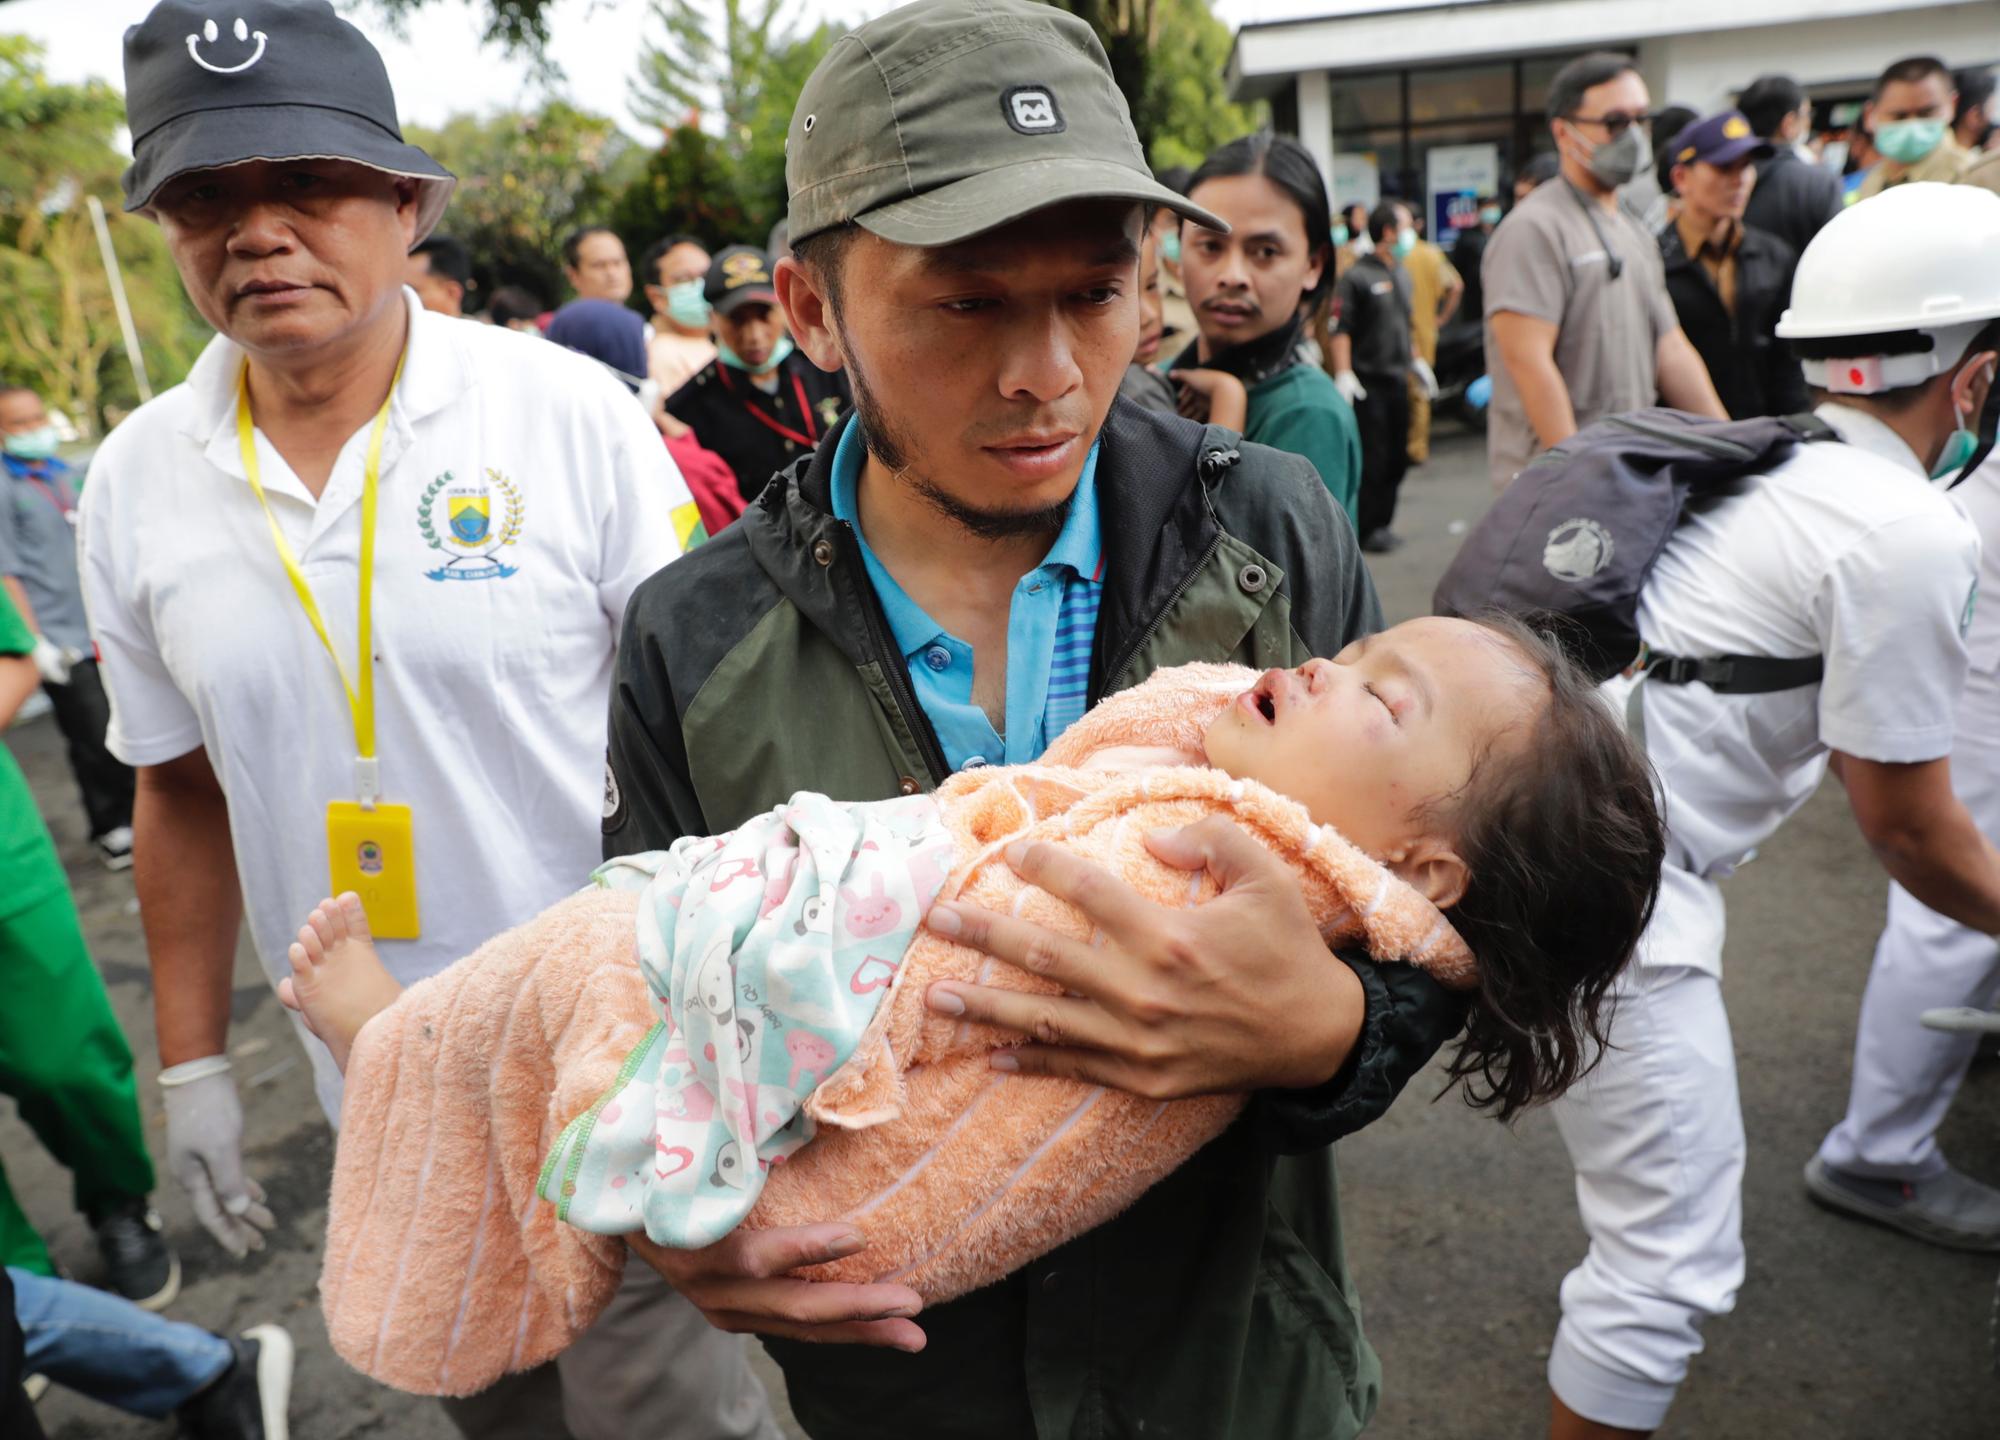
[405,101,631,304]
[733,22,844,237]
[605,125,752,260]
[1043,0,1262,168]
[372,0,564,60]
[599,10,845,254]
[1135,0,1265,171]
[0,38,205,434]
[632,0,793,145]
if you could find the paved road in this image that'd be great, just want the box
[9,426,1994,1438]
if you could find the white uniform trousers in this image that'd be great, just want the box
[1818,665,2000,1181]
[1548,871,1747,1430]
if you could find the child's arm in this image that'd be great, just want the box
[1168,368,1249,431]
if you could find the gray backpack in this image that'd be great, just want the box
[1434,407,1839,691]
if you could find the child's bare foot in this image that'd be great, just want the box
[278,894,402,1073]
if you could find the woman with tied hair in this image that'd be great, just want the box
[546,299,745,536]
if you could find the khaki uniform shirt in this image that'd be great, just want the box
[1481,178,1677,489]
[1855,134,1973,199]
[1402,239,1462,361]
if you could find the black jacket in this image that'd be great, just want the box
[607,398,1467,1438]
[1741,146,1844,260]
[1659,221,1810,420]
[665,350,850,504]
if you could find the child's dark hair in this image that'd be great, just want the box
[1431,613,1665,1121]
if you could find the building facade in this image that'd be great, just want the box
[1229,0,1997,237]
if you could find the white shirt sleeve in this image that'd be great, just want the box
[1813,508,1981,763]
[594,387,692,632]
[76,449,206,767]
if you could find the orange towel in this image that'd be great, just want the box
[320,663,1472,1395]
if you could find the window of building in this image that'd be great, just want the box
[1323,52,1600,214]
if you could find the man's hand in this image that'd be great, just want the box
[627,1224,926,1352]
[922,816,1366,1098]
[158,1057,276,1258]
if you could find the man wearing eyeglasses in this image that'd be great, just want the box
[1482,52,1726,491]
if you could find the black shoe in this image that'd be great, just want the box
[90,1198,179,1310]
[1360,528,1403,555]
[94,825,134,871]
[177,1326,293,1440]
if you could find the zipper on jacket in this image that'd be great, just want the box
[833,519,953,786]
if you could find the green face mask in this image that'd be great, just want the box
[665,280,710,330]
[1330,223,1351,248]
[1874,117,1947,166]
[1930,363,1994,481]
[1479,205,1503,226]
[718,334,794,376]
[1159,230,1181,265]
[2,426,59,461]
[1392,227,1417,259]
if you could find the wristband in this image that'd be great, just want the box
[159,1055,233,1087]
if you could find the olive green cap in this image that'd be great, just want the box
[784,0,1226,247]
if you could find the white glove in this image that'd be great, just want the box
[30,637,73,686]
[1332,370,1368,404]
[159,1056,276,1258]
[1413,357,1440,399]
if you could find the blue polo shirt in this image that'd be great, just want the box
[830,421,1104,771]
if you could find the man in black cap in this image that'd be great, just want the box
[666,245,849,503]
[81,5,770,1439]
[1658,110,1811,419]
[607,2,1465,1435]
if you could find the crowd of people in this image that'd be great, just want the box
[1,1,1998,1438]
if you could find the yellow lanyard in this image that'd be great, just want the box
[235,353,405,804]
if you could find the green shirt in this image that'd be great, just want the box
[0,587,64,919]
[1244,364,1363,524]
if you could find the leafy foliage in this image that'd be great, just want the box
[405,101,633,305]
[1133,0,1266,172]
[604,125,753,259]
[0,38,206,434]
[631,5,843,241]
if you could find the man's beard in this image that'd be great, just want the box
[846,350,1073,544]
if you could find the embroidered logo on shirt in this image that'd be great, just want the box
[417,468,524,581]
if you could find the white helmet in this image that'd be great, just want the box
[1777,183,2000,394]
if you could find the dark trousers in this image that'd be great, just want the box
[1354,375,1411,540]
[43,660,132,838]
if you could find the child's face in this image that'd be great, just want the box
[1202,618,1545,889]
[1135,231,1165,366]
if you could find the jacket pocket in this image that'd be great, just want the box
[1247,1204,1379,1438]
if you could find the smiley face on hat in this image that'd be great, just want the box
[185,15,268,74]
[121,0,455,243]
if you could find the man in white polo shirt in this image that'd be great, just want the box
[77,4,774,1439]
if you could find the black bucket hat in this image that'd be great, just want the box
[121,0,455,244]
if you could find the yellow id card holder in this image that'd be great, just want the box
[327,802,421,939]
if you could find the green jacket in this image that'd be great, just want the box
[1244,362,1363,523]
[606,398,1465,1439]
